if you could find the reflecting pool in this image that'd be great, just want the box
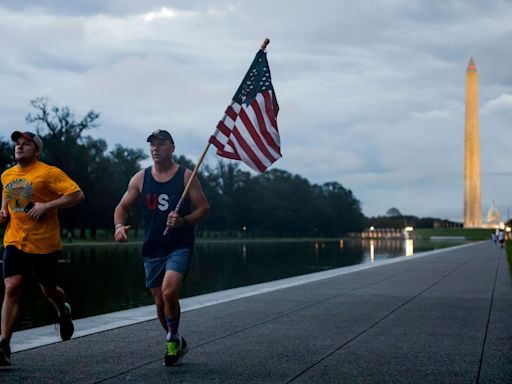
[0,238,467,330]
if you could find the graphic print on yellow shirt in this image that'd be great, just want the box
[5,177,33,213]
[1,161,81,254]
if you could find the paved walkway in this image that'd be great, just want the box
[1,241,511,383]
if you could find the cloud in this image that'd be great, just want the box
[144,7,179,22]
[482,93,512,114]
[1,0,511,221]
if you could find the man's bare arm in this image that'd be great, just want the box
[114,170,143,241]
[0,192,8,224]
[27,190,85,220]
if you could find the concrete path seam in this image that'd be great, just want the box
[91,259,434,383]
[285,254,475,383]
[475,249,501,384]
[189,259,433,350]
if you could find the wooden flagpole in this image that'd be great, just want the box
[261,38,270,50]
[164,38,270,234]
[173,141,211,214]
[163,140,210,235]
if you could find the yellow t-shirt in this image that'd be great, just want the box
[1,161,82,254]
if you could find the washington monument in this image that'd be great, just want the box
[464,57,482,228]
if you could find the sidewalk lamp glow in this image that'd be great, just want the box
[370,226,375,231]
[506,227,511,233]
[404,226,414,232]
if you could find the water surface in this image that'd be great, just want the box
[0,238,467,330]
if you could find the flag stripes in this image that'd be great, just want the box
[209,48,281,173]
[210,90,281,172]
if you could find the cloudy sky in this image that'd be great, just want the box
[1,0,511,222]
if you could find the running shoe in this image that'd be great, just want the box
[164,337,188,367]
[59,302,74,341]
[0,340,11,367]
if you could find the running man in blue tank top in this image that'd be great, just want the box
[113,129,209,367]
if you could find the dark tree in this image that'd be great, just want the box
[26,97,100,142]
[16,97,368,238]
[0,140,14,173]
[25,97,147,237]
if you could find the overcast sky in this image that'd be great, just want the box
[1,0,511,222]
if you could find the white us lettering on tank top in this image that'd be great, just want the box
[158,194,169,211]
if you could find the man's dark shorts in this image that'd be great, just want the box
[2,245,59,286]
[144,248,191,288]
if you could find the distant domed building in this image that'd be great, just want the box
[486,201,501,227]
[385,207,402,217]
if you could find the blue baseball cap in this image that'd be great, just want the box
[146,129,174,144]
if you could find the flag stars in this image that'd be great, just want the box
[233,53,274,105]
[210,49,280,173]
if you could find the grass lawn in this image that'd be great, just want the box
[414,227,494,241]
[507,241,512,279]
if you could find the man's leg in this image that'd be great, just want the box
[161,270,187,367]
[35,252,74,341]
[148,275,186,337]
[145,256,169,333]
[145,249,190,366]
[149,287,168,333]
[39,283,74,341]
[161,270,184,341]
[40,284,66,317]
[1,275,24,344]
[0,275,23,366]
[1,246,28,366]
[163,248,190,366]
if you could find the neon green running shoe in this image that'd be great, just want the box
[164,337,188,367]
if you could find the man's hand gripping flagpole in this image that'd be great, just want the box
[163,142,211,235]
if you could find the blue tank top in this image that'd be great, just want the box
[140,166,194,258]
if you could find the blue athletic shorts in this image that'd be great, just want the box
[2,245,59,286]
[143,248,191,288]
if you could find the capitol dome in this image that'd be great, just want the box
[486,201,500,226]
[385,207,402,217]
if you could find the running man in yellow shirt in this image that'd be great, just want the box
[0,131,85,367]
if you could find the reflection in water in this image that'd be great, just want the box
[362,238,416,262]
[405,239,414,256]
[0,237,463,331]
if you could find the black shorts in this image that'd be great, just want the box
[2,245,59,286]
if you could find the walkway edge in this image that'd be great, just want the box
[11,242,477,353]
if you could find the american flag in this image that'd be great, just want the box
[209,49,281,172]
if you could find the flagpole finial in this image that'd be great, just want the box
[261,38,270,51]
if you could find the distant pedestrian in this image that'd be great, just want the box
[0,131,85,367]
[498,229,505,249]
[491,232,497,246]
[113,130,209,367]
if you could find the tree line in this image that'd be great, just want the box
[0,98,366,238]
